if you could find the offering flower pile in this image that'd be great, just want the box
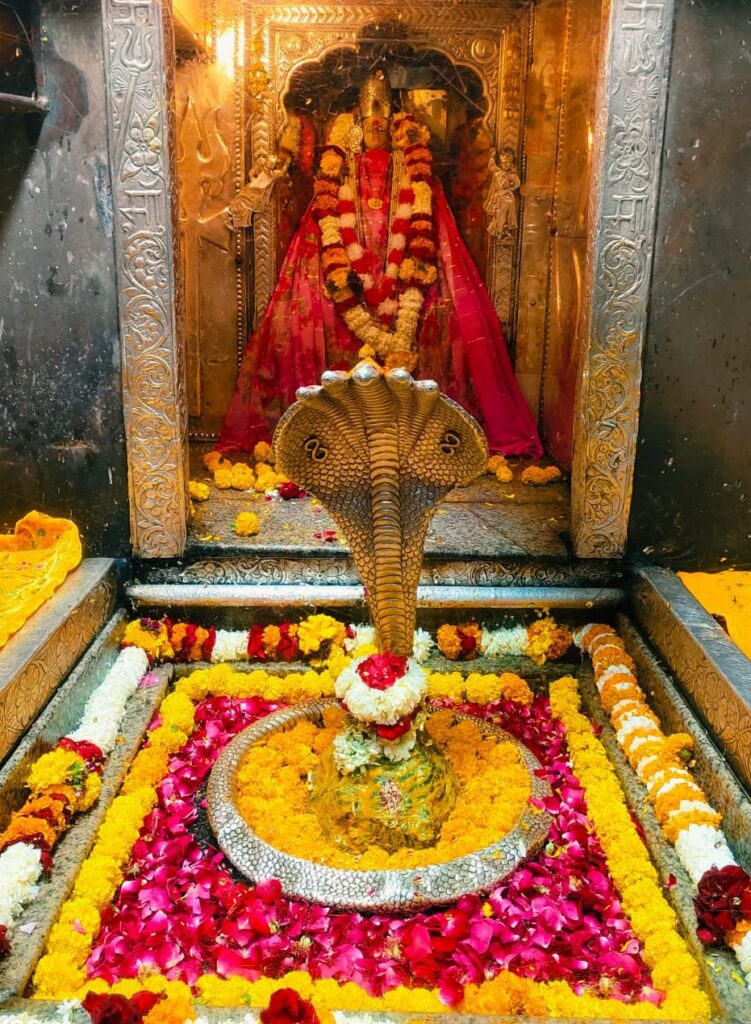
[30,652,712,1021]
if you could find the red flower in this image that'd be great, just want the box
[695,865,751,944]
[57,737,104,767]
[375,715,414,740]
[202,625,217,661]
[0,924,10,958]
[458,627,479,658]
[276,623,300,662]
[247,624,267,660]
[259,988,319,1024]
[82,991,163,1024]
[356,652,408,690]
[278,482,306,500]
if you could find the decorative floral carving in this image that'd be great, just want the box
[571,0,673,557]
[123,113,163,180]
[102,0,189,557]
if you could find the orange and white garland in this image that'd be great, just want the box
[312,112,438,367]
[574,623,751,983]
[0,647,148,957]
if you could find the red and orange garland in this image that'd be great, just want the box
[122,615,573,668]
[575,622,751,982]
[312,112,437,368]
[436,617,572,665]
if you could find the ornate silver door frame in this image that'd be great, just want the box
[570,0,675,556]
[102,0,674,559]
[101,0,189,558]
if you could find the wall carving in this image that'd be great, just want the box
[101,0,189,557]
[570,0,675,556]
[139,554,623,588]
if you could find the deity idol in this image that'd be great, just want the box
[218,71,543,458]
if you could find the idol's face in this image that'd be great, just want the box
[362,115,390,150]
[499,150,514,171]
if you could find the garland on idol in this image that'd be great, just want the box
[120,614,573,668]
[311,112,437,369]
[0,647,149,959]
[575,623,751,984]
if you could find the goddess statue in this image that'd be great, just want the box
[218,70,542,458]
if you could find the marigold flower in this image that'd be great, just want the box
[0,815,58,849]
[122,618,173,661]
[188,480,210,501]
[28,749,87,794]
[525,617,572,664]
[213,466,233,489]
[230,462,255,490]
[202,450,228,473]
[297,614,346,655]
[253,440,274,464]
[319,150,343,178]
[33,950,86,997]
[520,465,562,486]
[234,512,261,537]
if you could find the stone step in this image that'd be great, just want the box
[0,558,118,763]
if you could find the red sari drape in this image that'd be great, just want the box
[218,149,542,458]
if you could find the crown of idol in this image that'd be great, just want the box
[359,69,392,119]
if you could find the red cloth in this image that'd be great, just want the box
[218,149,542,458]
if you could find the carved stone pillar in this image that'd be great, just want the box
[100,0,189,557]
[570,0,675,557]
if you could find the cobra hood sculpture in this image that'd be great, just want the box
[273,356,488,655]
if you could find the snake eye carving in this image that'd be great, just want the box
[304,436,328,461]
[439,430,461,455]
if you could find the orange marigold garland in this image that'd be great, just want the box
[574,622,751,981]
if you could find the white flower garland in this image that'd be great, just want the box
[212,629,251,663]
[344,624,376,654]
[483,625,529,658]
[0,647,147,943]
[412,627,435,664]
[334,656,427,725]
[67,645,148,754]
[341,286,424,358]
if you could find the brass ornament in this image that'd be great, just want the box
[273,360,488,654]
[359,69,392,120]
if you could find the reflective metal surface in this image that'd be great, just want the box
[126,582,627,609]
[208,700,551,911]
[570,0,676,557]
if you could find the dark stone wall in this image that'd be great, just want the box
[0,0,129,556]
[629,0,751,570]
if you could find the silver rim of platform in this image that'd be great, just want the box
[207,700,551,911]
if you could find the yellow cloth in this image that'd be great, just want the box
[678,570,751,661]
[0,511,82,649]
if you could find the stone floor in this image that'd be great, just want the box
[187,444,571,561]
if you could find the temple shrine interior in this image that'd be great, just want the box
[1,2,750,1024]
